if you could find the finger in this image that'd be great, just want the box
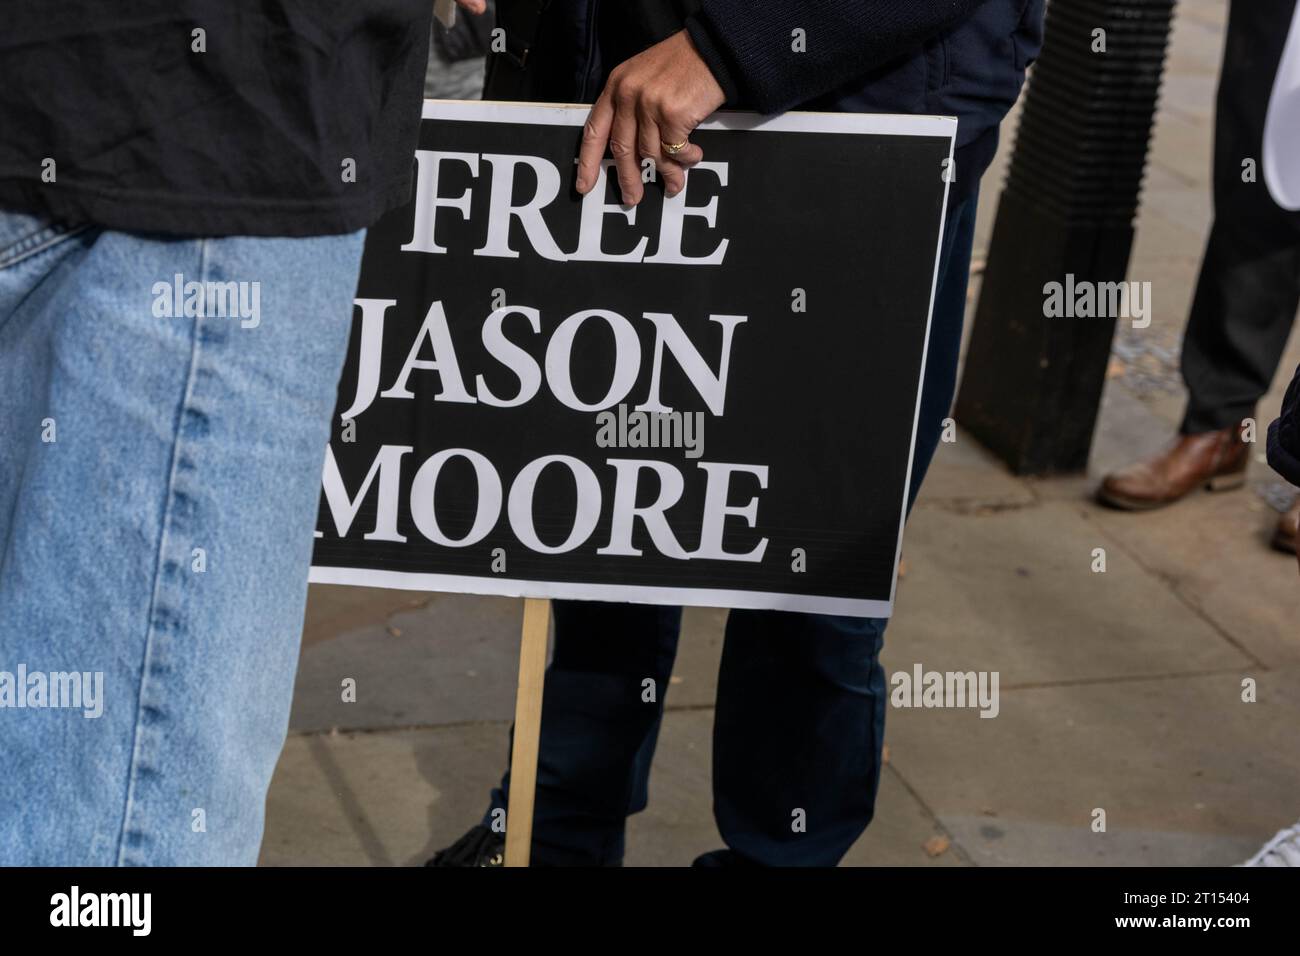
[455,0,487,13]
[673,143,705,167]
[576,93,616,194]
[637,114,687,197]
[609,103,643,204]
[658,156,687,197]
[659,120,704,168]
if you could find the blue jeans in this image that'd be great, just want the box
[489,192,980,866]
[0,211,365,865]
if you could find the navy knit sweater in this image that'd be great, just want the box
[1269,366,1300,486]
[685,0,990,113]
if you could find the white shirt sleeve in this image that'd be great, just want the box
[1264,3,1300,211]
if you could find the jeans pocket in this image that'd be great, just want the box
[0,211,88,270]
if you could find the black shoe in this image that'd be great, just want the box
[425,824,506,867]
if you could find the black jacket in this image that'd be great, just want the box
[486,0,1045,201]
[0,0,433,237]
[1269,367,1300,485]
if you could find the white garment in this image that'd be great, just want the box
[1241,820,1300,866]
[1264,2,1300,211]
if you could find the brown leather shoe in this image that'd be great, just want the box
[1273,496,1300,554]
[1097,425,1250,511]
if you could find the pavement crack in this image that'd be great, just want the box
[884,763,977,866]
[995,664,1269,693]
[919,497,1039,516]
[1074,504,1270,669]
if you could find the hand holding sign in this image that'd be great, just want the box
[577,30,725,204]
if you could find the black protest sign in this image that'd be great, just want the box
[310,101,954,617]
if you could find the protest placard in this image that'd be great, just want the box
[311,101,955,618]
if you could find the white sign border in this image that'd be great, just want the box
[310,99,957,619]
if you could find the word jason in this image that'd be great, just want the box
[339,298,746,423]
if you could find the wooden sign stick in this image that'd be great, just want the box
[504,597,550,867]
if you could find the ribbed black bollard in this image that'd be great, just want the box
[953,0,1177,475]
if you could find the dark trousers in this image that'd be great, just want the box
[1181,0,1300,434]
[488,193,979,866]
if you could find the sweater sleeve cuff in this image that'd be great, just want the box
[1269,418,1300,487]
[684,15,742,108]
